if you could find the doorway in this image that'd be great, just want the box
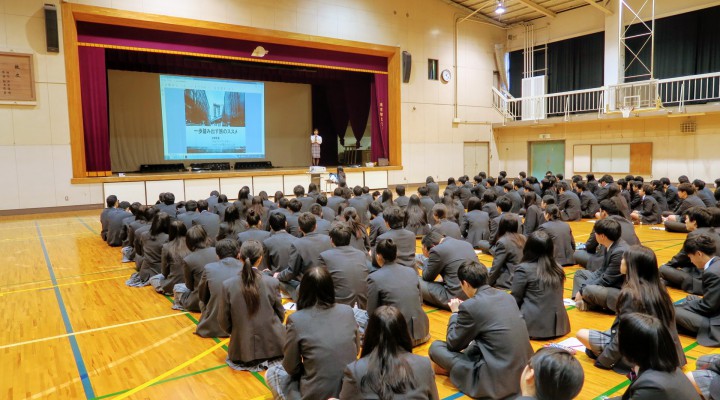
[463,142,490,178]
[529,141,565,179]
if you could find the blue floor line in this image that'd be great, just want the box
[36,222,95,399]
[442,392,465,400]
[76,217,99,235]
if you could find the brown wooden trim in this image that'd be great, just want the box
[62,3,86,179]
[0,203,103,216]
[387,48,402,166]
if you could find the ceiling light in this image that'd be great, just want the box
[496,1,506,15]
[251,46,269,57]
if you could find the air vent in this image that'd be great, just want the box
[680,119,696,133]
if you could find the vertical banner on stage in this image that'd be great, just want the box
[79,46,111,173]
[370,74,389,162]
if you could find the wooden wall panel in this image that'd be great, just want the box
[630,142,653,176]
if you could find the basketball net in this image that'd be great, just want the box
[620,106,634,118]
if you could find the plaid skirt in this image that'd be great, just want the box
[311,143,321,158]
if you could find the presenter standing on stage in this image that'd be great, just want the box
[311,128,322,166]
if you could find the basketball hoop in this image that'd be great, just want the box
[620,106,634,118]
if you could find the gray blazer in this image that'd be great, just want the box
[193,211,221,240]
[154,203,177,218]
[427,182,441,203]
[196,257,243,338]
[581,191,600,218]
[281,304,359,400]
[488,235,523,289]
[160,240,190,295]
[314,217,332,236]
[368,214,389,246]
[617,368,700,400]
[523,205,545,236]
[537,220,576,266]
[638,195,662,224]
[237,228,271,246]
[420,196,435,222]
[374,228,416,268]
[138,231,169,281]
[488,213,523,245]
[504,190,524,214]
[348,197,370,225]
[679,258,720,347]
[431,219,462,240]
[327,196,348,214]
[180,247,218,312]
[286,213,302,238]
[367,263,430,345]
[558,191,582,221]
[395,195,410,210]
[339,352,440,400]
[319,246,369,309]
[219,273,285,364]
[277,233,333,283]
[297,196,315,213]
[100,207,113,241]
[511,261,570,339]
[422,237,478,302]
[439,286,533,399]
[322,206,336,222]
[178,211,199,230]
[263,231,298,273]
[106,208,132,247]
[461,210,490,248]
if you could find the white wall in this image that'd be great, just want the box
[0,0,506,210]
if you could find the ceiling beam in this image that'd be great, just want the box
[581,0,613,15]
[514,0,557,18]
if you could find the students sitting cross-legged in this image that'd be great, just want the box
[477,196,521,254]
[577,245,686,372]
[367,239,430,347]
[574,200,639,271]
[419,231,479,310]
[173,225,219,312]
[522,191,546,237]
[404,195,431,237]
[266,267,359,400]
[373,206,416,268]
[537,205,576,267]
[429,203,462,240]
[339,306,440,400]
[127,211,171,287]
[578,181,600,219]
[516,347,584,400]
[195,239,244,338]
[660,207,720,295]
[237,209,271,245]
[511,231,570,340]
[341,207,371,254]
[262,213,298,274]
[608,312,700,400]
[556,181,582,221]
[674,233,720,347]
[218,240,285,372]
[428,260,533,400]
[572,218,629,313]
[665,182,707,233]
[488,214,526,289]
[461,197,490,248]
[368,201,389,246]
[150,220,191,295]
[630,184,662,225]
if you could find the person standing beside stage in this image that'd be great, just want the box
[311,128,322,166]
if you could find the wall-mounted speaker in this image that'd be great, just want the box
[44,4,59,53]
[402,51,412,83]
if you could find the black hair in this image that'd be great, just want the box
[678,182,695,195]
[106,195,118,208]
[529,347,584,400]
[297,267,335,310]
[421,231,444,251]
[186,225,208,251]
[496,196,512,212]
[293,185,305,197]
[329,223,352,246]
[288,198,302,213]
[376,239,397,263]
[239,240,263,316]
[496,214,525,250]
[432,204,447,220]
[683,233,718,255]
[149,212,171,240]
[369,201,384,217]
[298,212,316,234]
[522,230,565,290]
[618,312,680,372]
[246,209,261,227]
[467,197,483,212]
[269,212,287,232]
[353,186,363,196]
[418,186,429,196]
[185,200,198,212]
[197,199,209,212]
[310,203,323,217]
[458,260,488,288]
[599,199,620,216]
[395,185,406,196]
[215,238,239,259]
[224,204,240,223]
[594,218,621,241]
[383,206,405,229]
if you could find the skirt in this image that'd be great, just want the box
[311,143,321,158]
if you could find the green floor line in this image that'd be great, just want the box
[593,379,631,400]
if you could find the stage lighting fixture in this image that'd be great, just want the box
[495,1,506,14]
[251,46,269,57]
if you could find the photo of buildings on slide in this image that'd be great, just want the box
[184,89,247,154]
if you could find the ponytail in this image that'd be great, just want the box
[238,241,263,316]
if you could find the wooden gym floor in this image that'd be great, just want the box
[0,209,714,400]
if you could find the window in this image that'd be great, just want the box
[428,59,438,80]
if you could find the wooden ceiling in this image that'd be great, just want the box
[447,0,613,26]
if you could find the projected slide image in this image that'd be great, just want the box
[160,75,265,160]
[184,89,246,154]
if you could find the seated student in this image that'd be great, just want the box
[457,176,474,209]
[328,187,349,215]
[106,201,131,247]
[248,196,270,231]
[607,183,632,221]
[173,225,219,312]
[381,189,395,210]
[573,218,629,312]
[367,239,430,347]
[347,186,369,225]
[193,199,221,242]
[233,187,252,219]
[418,186,436,223]
[154,192,178,219]
[461,197,490,248]
[665,183,707,233]
[675,234,720,347]
[443,177,458,198]
[503,180,524,214]
[100,195,119,241]
[307,182,320,200]
[373,206,416,268]
[124,205,149,263]
[339,306,440,400]
[488,214,526,289]
[319,223,369,313]
[196,239,244,338]
[368,201,389,246]
[262,213,297,274]
[477,196,519,254]
[404,195,431,237]
[275,212,333,300]
[429,260,533,400]
[556,181,582,221]
[394,185,410,210]
[511,231,570,339]
[516,347,584,400]
[269,194,290,216]
[425,176,441,203]
[284,198,304,238]
[611,313,700,400]
[132,207,159,270]
[631,184,662,225]
[429,204,462,240]
[694,179,716,208]
[219,240,285,372]
[178,200,199,230]
[577,181,600,219]
[577,245,686,372]
[661,208,720,295]
[523,191,546,237]
[651,180,670,212]
[687,354,720,400]
[537,205,576,266]
[316,194,336,222]
[150,220,190,295]
[340,207,371,254]
[481,190,500,219]
[309,203,332,235]
[293,184,315,212]
[661,177,680,212]
[267,267,359,400]
[120,202,142,257]
[419,231,479,309]
[237,209,271,245]
[213,194,230,220]
[574,200,640,271]
[217,205,249,242]
[127,212,171,287]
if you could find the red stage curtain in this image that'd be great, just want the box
[370,74,389,162]
[78,46,111,173]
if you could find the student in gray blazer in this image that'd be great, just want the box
[236,210,271,245]
[665,183,707,233]
[133,212,171,285]
[426,176,441,203]
[285,199,303,238]
[537,205,576,266]
[511,231,570,339]
[394,185,410,210]
[578,182,600,218]
[218,241,285,370]
[206,190,219,213]
[178,200,199,230]
[154,220,190,295]
[339,306,440,400]
[310,204,332,235]
[368,202,389,246]
[173,225,218,312]
[488,215,526,289]
[275,213,333,300]
[429,204,462,240]
[193,199,221,243]
[503,181,524,214]
[341,207,371,254]
[461,197,490,248]
[262,213,298,274]
[574,200,639,271]
[477,196,521,254]
[106,202,131,247]
[154,192,178,219]
[516,348,584,400]
[327,187,349,215]
[631,183,662,225]
[417,186,436,223]
[196,239,243,338]
[100,195,118,241]
[213,194,230,220]
[293,185,315,212]
[419,232,478,310]
[267,267,359,400]
[348,186,370,225]
[429,261,533,400]
[367,239,430,347]
[557,181,582,221]
[319,224,369,309]
[373,206,416,268]
[522,191,545,237]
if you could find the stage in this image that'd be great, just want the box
[72,166,401,206]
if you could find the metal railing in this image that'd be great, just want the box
[492,71,720,122]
